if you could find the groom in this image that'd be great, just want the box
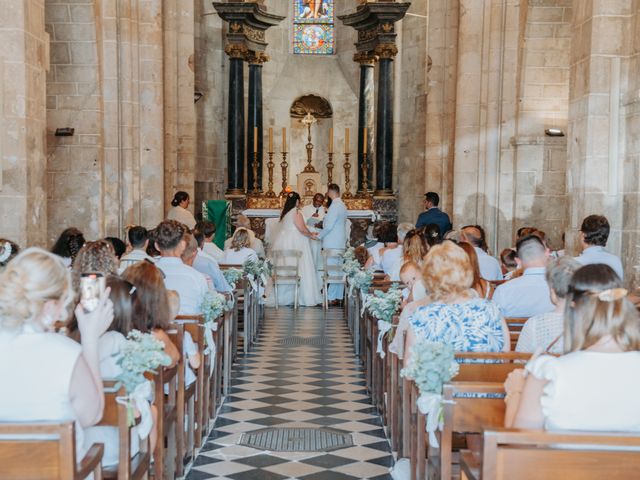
[316,183,348,305]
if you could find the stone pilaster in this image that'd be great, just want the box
[247,52,269,193]
[354,52,376,195]
[374,44,398,196]
[225,44,248,195]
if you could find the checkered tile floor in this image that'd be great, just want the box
[186,307,394,480]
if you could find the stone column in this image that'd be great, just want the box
[225,44,248,195]
[355,52,375,194]
[247,52,268,193]
[374,45,398,196]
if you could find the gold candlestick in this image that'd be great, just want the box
[251,150,260,195]
[327,152,334,184]
[265,150,276,197]
[358,151,370,197]
[280,151,289,196]
[342,152,353,198]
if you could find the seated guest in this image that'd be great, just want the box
[51,227,86,267]
[459,241,494,299]
[505,264,640,431]
[72,240,119,292]
[192,230,233,293]
[381,222,413,277]
[119,226,155,273]
[146,228,161,259]
[493,235,554,318]
[415,191,452,235]
[461,225,502,281]
[418,223,442,248]
[121,261,180,365]
[167,191,196,230]
[390,229,428,281]
[104,237,126,261]
[575,214,623,279]
[0,238,19,272]
[354,245,375,271]
[224,215,265,257]
[516,256,580,354]
[0,248,113,458]
[500,248,518,279]
[222,228,258,265]
[399,261,427,304]
[404,241,510,367]
[153,220,209,315]
[367,222,394,271]
[196,220,224,262]
[167,290,200,389]
[180,232,213,289]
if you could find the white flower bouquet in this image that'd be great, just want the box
[341,247,373,295]
[243,258,273,285]
[363,286,403,358]
[201,290,229,323]
[222,268,243,289]
[400,341,459,447]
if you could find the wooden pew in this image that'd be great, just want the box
[460,428,640,480]
[99,381,151,479]
[149,351,178,480]
[454,352,531,382]
[0,421,104,480]
[209,312,226,421]
[504,317,529,350]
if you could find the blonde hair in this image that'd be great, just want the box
[422,241,473,302]
[564,264,640,353]
[0,248,73,331]
[231,228,251,251]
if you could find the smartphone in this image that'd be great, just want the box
[80,273,105,313]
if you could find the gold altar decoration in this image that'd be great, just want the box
[279,150,289,196]
[301,112,318,173]
[342,152,353,198]
[358,151,370,197]
[265,150,276,197]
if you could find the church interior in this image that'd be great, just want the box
[1,0,640,479]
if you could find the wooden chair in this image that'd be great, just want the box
[99,381,151,479]
[427,382,506,480]
[460,428,640,480]
[0,421,104,479]
[272,249,302,309]
[322,248,346,309]
[504,317,529,350]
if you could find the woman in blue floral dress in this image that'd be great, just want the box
[404,241,510,366]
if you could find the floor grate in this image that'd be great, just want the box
[239,427,353,452]
[277,336,330,346]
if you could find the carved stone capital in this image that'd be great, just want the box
[246,51,270,65]
[353,51,377,65]
[225,43,249,59]
[374,44,398,60]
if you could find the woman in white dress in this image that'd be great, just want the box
[268,192,322,307]
[167,191,196,230]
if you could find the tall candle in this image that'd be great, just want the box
[329,128,334,154]
[345,128,350,154]
[282,127,287,152]
[269,128,273,152]
[363,127,367,154]
[253,127,258,153]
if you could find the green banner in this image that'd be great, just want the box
[203,200,230,250]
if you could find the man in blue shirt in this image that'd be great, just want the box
[575,215,624,280]
[415,192,452,235]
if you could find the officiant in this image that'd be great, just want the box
[301,193,326,273]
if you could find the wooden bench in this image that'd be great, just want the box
[504,317,529,350]
[460,428,640,480]
[99,381,151,479]
[0,421,104,479]
[454,352,531,382]
[149,352,178,480]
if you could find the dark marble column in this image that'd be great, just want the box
[247,53,267,193]
[355,53,376,195]
[375,47,397,196]
[225,45,247,195]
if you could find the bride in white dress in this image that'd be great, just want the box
[267,192,322,307]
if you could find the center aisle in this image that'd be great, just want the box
[187,307,394,480]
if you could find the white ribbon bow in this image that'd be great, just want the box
[377,320,393,359]
[116,380,154,439]
[203,321,218,377]
[416,392,455,448]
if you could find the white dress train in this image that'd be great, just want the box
[266,209,322,307]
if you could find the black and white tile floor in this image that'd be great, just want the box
[186,307,394,480]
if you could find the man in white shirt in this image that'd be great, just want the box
[196,220,225,262]
[575,215,624,279]
[154,220,209,315]
[224,214,265,257]
[493,234,554,318]
[461,226,502,281]
[118,226,155,274]
[381,223,413,280]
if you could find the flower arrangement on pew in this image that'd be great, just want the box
[243,258,273,287]
[201,291,234,354]
[222,267,243,289]
[400,341,459,447]
[116,330,172,428]
[342,247,374,295]
[363,286,403,358]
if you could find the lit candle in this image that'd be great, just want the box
[329,128,334,154]
[345,128,350,154]
[282,127,287,152]
[269,128,273,152]
[253,127,258,153]
[363,127,367,154]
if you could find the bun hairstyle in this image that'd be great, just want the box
[0,248,73,331]
[171,191,190,207]
[564,264,640,353]
[51,227,86,263]
[280,191,301,220]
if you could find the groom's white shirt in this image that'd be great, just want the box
[318,197,347,249]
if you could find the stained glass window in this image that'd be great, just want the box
[293,0,334,55]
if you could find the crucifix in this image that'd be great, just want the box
[301,111,318,173]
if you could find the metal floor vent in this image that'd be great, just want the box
[278,336,330,346]
[239,427,353,452]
